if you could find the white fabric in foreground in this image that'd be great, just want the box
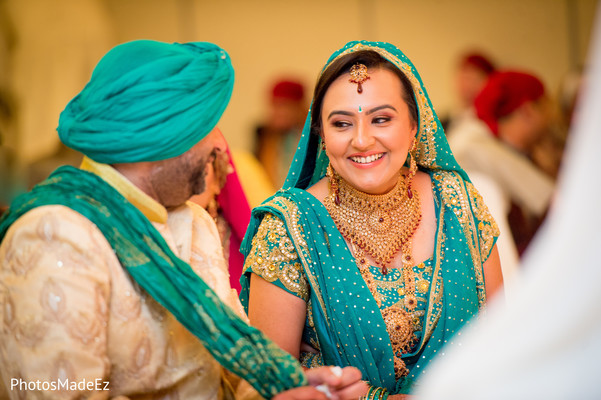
[415,6,601,400]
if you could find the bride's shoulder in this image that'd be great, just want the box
[305,177,329,203]
[415,169,433,188]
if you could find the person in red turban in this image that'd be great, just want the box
[448,70,556,289]
[474,71,547,147]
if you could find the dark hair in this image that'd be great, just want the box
[310,50,419,137]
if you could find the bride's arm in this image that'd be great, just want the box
[483,244,504,301]
[247,273,307,358]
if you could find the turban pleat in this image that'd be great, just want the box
[58,40,234,163]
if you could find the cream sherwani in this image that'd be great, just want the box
[0,159,254,399]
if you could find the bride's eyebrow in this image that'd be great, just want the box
[366,104,397,115]
[327,110,354,119]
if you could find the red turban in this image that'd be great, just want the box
[271,80,304,101]
[474,71,545,135]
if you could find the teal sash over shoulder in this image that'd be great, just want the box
[0,166,306,398]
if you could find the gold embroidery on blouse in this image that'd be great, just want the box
[300,351,324,369]
[433,171,488,306]
[262,197,330,322]
[420,206,446,351]
[466,181,500,260]
[244,214,309,301]
[307,298,316,328]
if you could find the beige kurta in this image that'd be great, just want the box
[0,159,252,399]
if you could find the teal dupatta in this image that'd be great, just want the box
[0,166,306,398]
[240,41,499,394]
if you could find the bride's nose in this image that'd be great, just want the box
[351,120,375,150]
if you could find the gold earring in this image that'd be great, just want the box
[327,163,340,205]
[407,141,418,199]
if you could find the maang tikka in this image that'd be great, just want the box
[349,63,370,93]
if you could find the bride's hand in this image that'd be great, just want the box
[273,366,363,400]
[306,366,365,399]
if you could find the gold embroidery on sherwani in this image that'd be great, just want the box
[0,200,228,398]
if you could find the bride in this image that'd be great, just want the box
[240,41,503,398]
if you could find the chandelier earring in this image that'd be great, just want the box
[406,140,418,199]
[326,163,341,206]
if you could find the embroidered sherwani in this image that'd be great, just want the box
[0,159,254,399]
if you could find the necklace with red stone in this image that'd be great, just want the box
[324,166,422,277]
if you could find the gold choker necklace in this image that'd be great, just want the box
[324,168,421,275]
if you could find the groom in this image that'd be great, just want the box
[0,40,359,399]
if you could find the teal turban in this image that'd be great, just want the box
[58,40,234,164]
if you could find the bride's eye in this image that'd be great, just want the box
[332,120,352,129]
[373,116,392,125]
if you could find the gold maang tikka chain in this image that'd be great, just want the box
[324,157,421,276]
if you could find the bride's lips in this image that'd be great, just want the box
[348,152,386,167]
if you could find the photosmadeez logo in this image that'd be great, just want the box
[10,378,109,392]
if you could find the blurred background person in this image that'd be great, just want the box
[448,71,557,294]
[443,51,496,134]
[529,65,588,180]
[190,147,252,293]
[0,138,24,218]
[254,79,307,188]
[558,66,585,130]
[229,147,277,209]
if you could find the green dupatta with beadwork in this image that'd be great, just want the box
[0,166,306,398]
[240,41,499,394]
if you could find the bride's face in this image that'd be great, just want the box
[321,68,417,194]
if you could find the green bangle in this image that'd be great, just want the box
[374,386,389,400]
[366,385,375,400]
[362,384,389,400]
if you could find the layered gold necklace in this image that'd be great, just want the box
[323,168,422,275]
